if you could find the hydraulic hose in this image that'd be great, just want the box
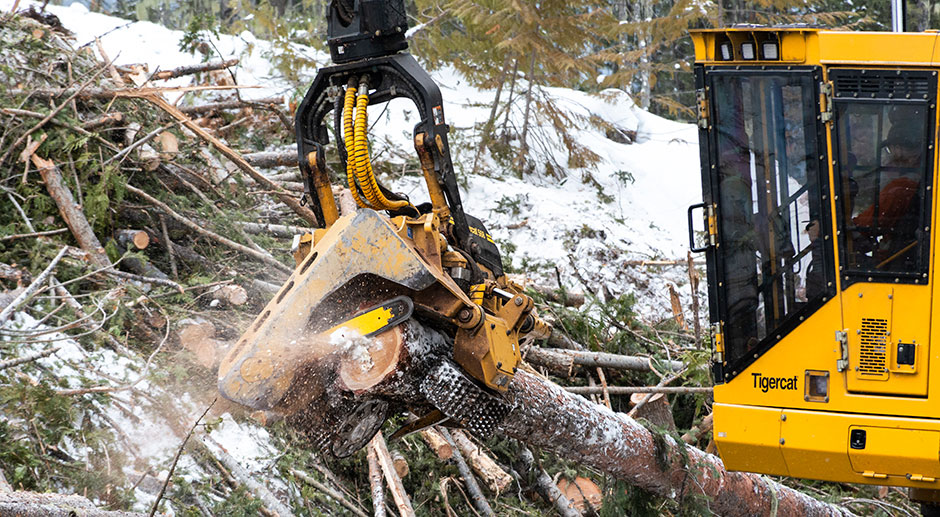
[343,84,369,208]
[352,81,412,211]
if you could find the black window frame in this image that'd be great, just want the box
[829,68,937,288]
[700,65,837,383]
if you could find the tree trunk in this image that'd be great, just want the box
[500,59,519,135]
[500,370,853,516]
[472,55,512,176]
[516,52,537,178]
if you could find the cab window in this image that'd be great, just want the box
[831,69,935,283]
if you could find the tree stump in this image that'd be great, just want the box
[629,392,676,433]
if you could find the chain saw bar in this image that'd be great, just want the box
[295,52,474,255]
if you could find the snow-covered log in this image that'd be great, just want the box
[499,370,854,516]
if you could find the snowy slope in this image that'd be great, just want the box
[4,0,704,318]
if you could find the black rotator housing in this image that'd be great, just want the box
[327,0,408,64]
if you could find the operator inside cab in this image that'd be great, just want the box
[838,107,928,273]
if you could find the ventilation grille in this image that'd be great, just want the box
[833,71,932,100]
[859,318,888,376]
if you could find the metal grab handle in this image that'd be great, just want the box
[688,202,709,253]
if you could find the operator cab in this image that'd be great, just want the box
[690,27,940,498]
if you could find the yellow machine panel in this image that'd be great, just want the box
[691,25,940,496]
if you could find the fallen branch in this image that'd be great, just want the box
[449,430,512,493]
[179,96,284,115]
[32,157,109,267]
[370,432,415,517]
[237,221,312,239]
[564,386,712,395]
[366,447,386,517]
[0,246,68,324]
[0,346,61,371]
[202,435,295,517]
[125,184,292,275]
[243,150,298,168]
[152,59,238,80]
[0,491,158,516]
[80,112,124,130]
[143,94,318,226]
[525,347,683,374]
[519,447,580,517]
[290,469,368,517]
[439,428,495,517]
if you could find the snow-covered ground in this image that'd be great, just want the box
[5,0,705,316]
[2,1,705,510]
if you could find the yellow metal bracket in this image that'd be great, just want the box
[820,81,834,123]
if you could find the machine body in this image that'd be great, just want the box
[691,27,940,496]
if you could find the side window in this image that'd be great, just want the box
[832,70,936,283]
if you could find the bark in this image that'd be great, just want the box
[516,52,537,177]
[237,221,313,239]
[500,59,519,135]
[629,392,676,433]
[243,151,298,168]
[152,59,239,80]
[33,157,109,267]
[450,430,512,493]
[439,428,495,517]
[367,447,386,517]
[525,347,684,374]
[370,432,415,517]
[501,370,854,517]
[687,251,702,346]
[519,447,580,517]
[419,428,454,460]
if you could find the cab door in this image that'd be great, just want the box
[829,68,936,396]
[700,66,837,383]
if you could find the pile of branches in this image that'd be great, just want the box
[0,10,917,517]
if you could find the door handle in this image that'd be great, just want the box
[688,202,709,253]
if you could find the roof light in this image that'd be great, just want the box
[762,41,779,60]
[741,42,756,60]
[719,42,733,60]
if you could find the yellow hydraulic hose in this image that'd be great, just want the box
[343,85,368,208]
[353,82,412,211]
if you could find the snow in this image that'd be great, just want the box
[1,1,708,507]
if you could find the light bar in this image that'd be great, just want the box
[762,42,779,60]
[741,42,756,60]
[719,42,733,60]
